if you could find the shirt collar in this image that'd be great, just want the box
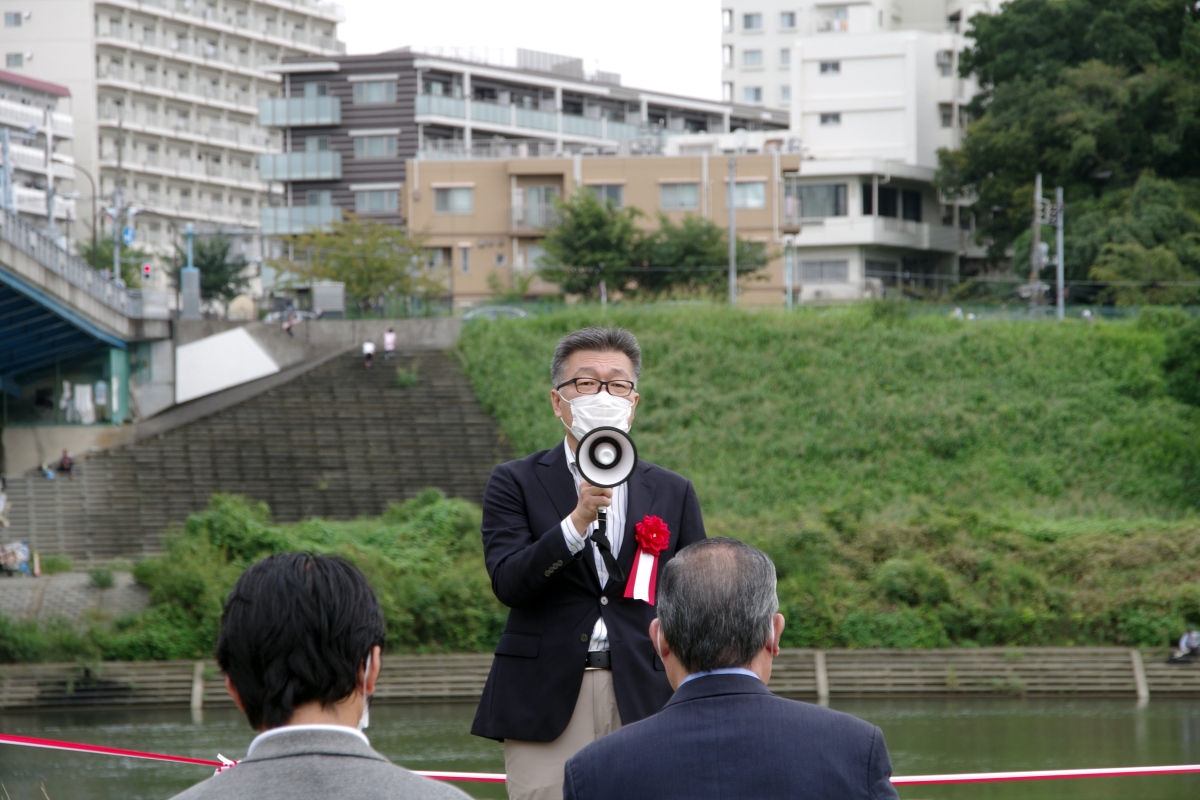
[563,438,578,474]
[679,667,761,686]
[247,724,369,757]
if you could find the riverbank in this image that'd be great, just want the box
[3,648,1199,711]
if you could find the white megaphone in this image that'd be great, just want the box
[575,426,638,489]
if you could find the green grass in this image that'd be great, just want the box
[453,305,1200,648]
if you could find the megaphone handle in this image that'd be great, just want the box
[597,506,607,536]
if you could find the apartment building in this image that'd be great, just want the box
[0,68,75,233]
[256,48,790,237]
[403,145,802,309]
[0,0,344,263]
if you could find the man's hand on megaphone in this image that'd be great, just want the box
[571,481,613,536]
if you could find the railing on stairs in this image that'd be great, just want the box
[0,207,166,320]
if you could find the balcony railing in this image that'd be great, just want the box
[260,204,342,235]
[516,107,557,131]
[416,95,466,118]
[511,203,559,230]
[416,95,651,142]
[0,97,72,139]
[14,187,75,219]
[259,96,341,127]
[99,63,258,110]
[258,151,341,181]
[97,0,345,48]
[98,104,277,151]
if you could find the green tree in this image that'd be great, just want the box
[283,215,432,314]
[537,190,645,299]
[634,213,769,299]
[1164,316,1200,407]
[76,238,153,286]
[171,233,251,310]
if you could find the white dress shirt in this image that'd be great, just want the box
[246,723,369,757]
[559,438,627,652]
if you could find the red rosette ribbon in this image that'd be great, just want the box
[624,515,670,605]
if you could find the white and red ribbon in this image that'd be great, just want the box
[624,548,659,604]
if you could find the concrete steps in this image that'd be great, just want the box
[3,351,511,564]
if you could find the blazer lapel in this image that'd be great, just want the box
[538,442,604,591]
[618,463,657,577]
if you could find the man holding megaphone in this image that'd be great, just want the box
[471,327,707,800]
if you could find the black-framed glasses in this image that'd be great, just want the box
[555,377,637,397]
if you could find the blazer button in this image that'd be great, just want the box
[580,634,589,643]
[544,569,552,576]
[600,596,608,605]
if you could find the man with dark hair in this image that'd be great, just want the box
[471,326,706,800]
[171,552,469,800]
[564,538,901,800]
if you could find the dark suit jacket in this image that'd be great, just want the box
[470,443,706,742]
[564,674,900,800]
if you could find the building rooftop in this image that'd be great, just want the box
[0,69,70,98]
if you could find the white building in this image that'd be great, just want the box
[720,0,1000,297]
[0,0,344,267]
[0,68,75,234]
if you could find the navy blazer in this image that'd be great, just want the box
[564,674,900,800]
[470,443,706,743]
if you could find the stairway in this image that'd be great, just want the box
[3,351,511,564]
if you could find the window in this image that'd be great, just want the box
[494,253,506,266]
[819,61,840,74]
[525,244,547,271]
[800,259,849,283]
[733,181,766,209]
[459,246,470,273]
[780,11,796,28]
[5,53,23,68]
[743,86,762,104]
[743,13,762,30]
[722,8,733,32]
[780,48,791,66]
[743,49,762,68]
[722,82,734,102]
[304,82,329,98]
[780,85,791,103]
[660,182,699,211]
[435,187,474,214]
[353,81,395,104]
[866,259,897,278]
[936,50,953,77]
[939,103,953,128]
[306,190,331,206]
[354,135,396,158]
[723,45,733,67]
[590,184,624,208]
[902,189,922,222]
[305,136,329,152]
[819,112,841,126]
[355,190,397,214]
[862,184,899,217]
[4,12,21,27]
[798,184,847,217]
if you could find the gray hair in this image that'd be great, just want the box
[657,538,779,673]
[550,327,642,386]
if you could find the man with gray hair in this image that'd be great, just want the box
[471,326,706,800]
[564,538,900,800]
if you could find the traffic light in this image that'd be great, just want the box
[142,263,152,281]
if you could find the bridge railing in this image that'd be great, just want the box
[0,207,155,320]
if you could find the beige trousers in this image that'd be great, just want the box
[503,669,622,800]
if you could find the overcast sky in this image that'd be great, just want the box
[337,0,722,100]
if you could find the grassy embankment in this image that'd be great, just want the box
[3,304,1198,661]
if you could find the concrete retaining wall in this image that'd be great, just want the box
[3,648,1196,710]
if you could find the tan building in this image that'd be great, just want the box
[404,148,803,308]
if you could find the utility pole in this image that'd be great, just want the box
[1028,172,1042,310]
[728,155,737,307]
[1055,185,1065,321]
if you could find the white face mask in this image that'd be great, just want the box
[561,392,634,441]
[358,653,371,731]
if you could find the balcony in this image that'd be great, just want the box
[259,96,341,127]
[511,203,559,231]
[98,63,257,112]
[261,204,342,235]
[14,186,76,219]
[794,216,962,253]
[258,151,341,181]
[98,104,277,151]
[0,97,72,139]
[416,94,647,142]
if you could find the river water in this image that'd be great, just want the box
[2,697,1200,799]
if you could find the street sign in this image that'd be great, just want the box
[122,226,135,246]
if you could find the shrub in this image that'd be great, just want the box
[396,368,419,388]
[88,568,114,589]
[41,555,73,574]
[1164,316,1200,407]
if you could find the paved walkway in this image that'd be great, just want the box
[0,571,150,624]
